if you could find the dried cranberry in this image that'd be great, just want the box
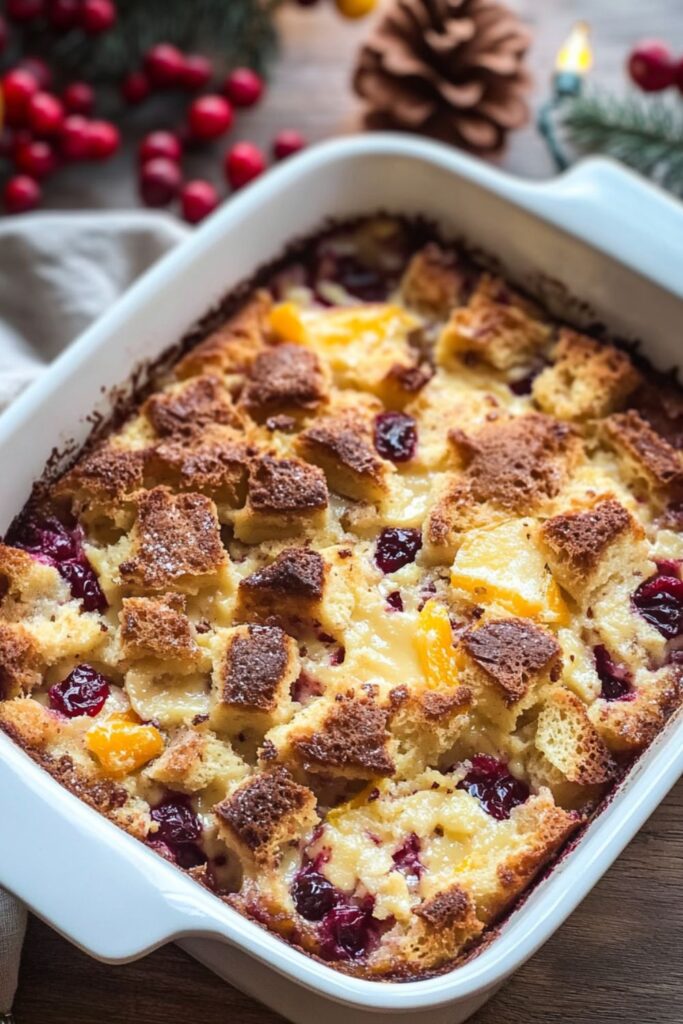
[292,865,341,921]
[375,527,422,574]
[457,754,529,820]
[318,895,379,961]
[315,252,391,303]
[655,559,681,577]
[291,671,324,704]
[48,663,110,718]
[392,833,423,880]
[633,573,683,638]
[374,412,417,463]
[386,590,403,612]
[593,644,633,701]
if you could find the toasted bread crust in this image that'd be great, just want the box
[242,343,328,418]
[220,624,293,713]
[461,619,561,704]
[603,409,683,489]
[145,375,243,438]
[292,694,395,777]
[119,594,199,661]
[247,455,328,514]
[119,487,225,589]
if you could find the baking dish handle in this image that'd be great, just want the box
[0,742,248,962]
[512,156,683,300]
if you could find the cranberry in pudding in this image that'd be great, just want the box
[292,864,341,921]
[392,833,423,880]
[593,644,633,701]
[633,573,683,638]
[457,754,529,820]
[48,664,110,718]
[8,512,107,612]
[374,411,417,463]
[318,895,379,961]
[375,527,422,574]
[386,590,404,612]
[150,797,205,868]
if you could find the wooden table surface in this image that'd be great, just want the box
[12,2,683,1022]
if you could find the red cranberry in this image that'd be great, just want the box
[179,54,212,91]
[121,69,151,105]
[315,251,391,303]
[676,58,683,96]
[15,138,57,178]
[3,174,41,213]
[145,43,186,88]
[633,573,683,638]
[318,896,378,961]
[291,670,324,704]
[292,865,341,921]
[87,119,120,160]
[224,141,266,189]
[273,129,307,161]
[2,69,39,125]
[80,0,116,33]
[139,157,182,207]
[188,94,233,140]
[180,179,219,224]
[139,130,182,165]
[223,67,264,108]
[19,57,52,90]
[63,81,94,115]
[655,559,681,577]
[60,115,91,160]
[628,40,675,92]
[386,590,403,612]
[27,91,64,136]
[49,664,110,718]
[9,513,79,561]
[374,411,417,462]
[457,754,529,820]
[47,0,79,30]
[375,527,422,574]
[593,645,633,702]
[150,797,205,868]
[58,557,107,612]
[6,0,44,21]
[392,833,423,879]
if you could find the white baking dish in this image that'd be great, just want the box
[0,135,682,1024]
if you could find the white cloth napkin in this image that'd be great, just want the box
[0,209,190,1014]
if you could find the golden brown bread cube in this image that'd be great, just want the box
[296,412,390,503]
[233,455,329,543]
[144,374,244,438]
[235,547,327,627]
[118,487,227,592]
[436,274,551,371]
[400,243,467,318]
[214,766,317,869]
[266,690,395,780]
[118,594,204,669]
[145,725,248,794]
[240,343,329,422]
[602,409,683,499]
[532,329,641,420]
[534,687,616,786]
[210,623,299,734]
[175,291,272,381]
[0,623,42,698]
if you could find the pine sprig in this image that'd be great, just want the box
[4,0,284,85]
[558,90,683,197]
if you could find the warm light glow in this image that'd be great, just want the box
[555,22,593,75]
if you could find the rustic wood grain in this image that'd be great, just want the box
[12,1,683,1021]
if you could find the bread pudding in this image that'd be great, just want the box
[1,217,682,980]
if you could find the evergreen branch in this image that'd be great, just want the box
[4,0,285,87]
[558,90,683,197]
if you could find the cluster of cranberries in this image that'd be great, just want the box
[0,61,120,213]
[149,796,206,869]
[8,512,107,612]
[627,39,683,94]
[129,48,307,223]
[0,6,308,219]
[291,857,380,960]
[456,754,530,820]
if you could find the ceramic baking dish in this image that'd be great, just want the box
[0,135,682,1024]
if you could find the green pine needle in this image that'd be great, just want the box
[4,0,284,88]
[559,90,683,197]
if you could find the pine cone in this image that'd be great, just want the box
[353,0,533,154]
